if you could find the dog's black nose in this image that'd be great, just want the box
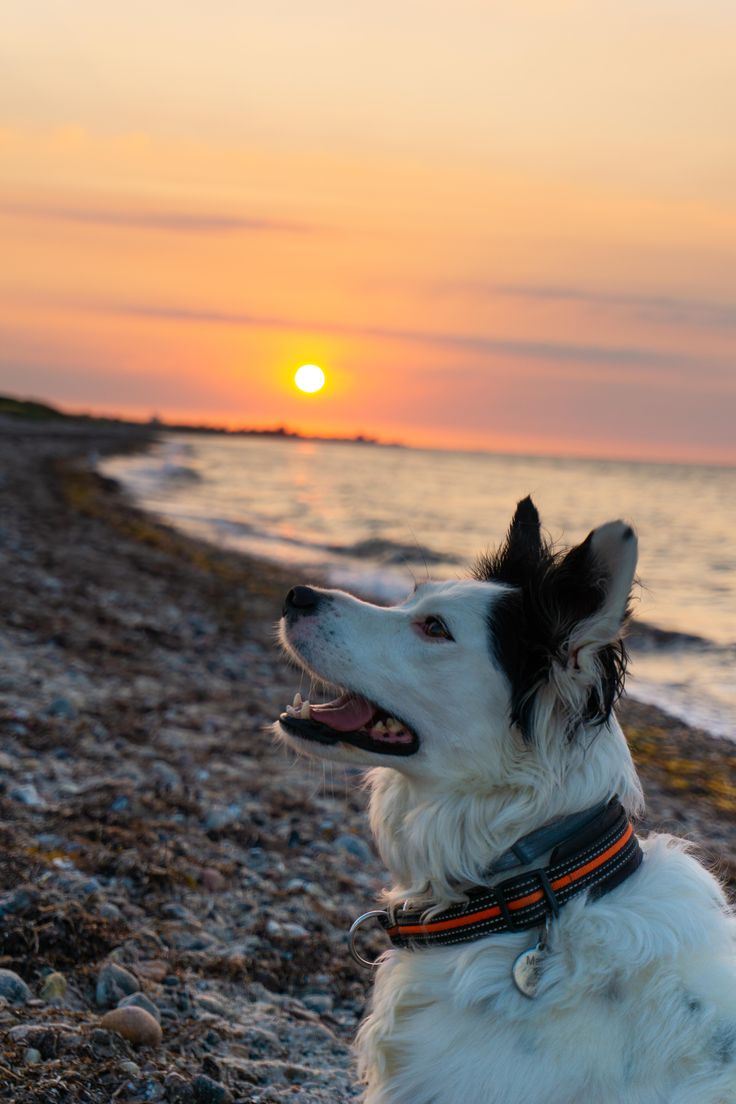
[282,585,321,618]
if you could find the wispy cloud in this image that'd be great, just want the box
[458,282,736,332]
[0,201,315,235]
[92,299,701,372]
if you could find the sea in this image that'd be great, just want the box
[100,434,735,741]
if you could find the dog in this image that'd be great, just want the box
[276,498,736,1104]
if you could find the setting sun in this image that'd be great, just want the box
[294,364,326,394]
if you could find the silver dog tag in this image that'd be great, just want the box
[511,941,547,998]
[512,916,550,999]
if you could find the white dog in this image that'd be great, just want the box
[276,498,736,1104]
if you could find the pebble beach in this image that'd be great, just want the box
[0,423,734,1104]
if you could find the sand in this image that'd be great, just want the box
[0,423,733,1103]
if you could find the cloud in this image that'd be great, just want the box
[465,282,736,332]
[92,299,700,373]
[0,201,314,235]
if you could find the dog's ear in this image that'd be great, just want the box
[547,520,637,731]
[475,496,544,585]
[556,521,637,661]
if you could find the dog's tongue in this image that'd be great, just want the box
[310,693,376,732]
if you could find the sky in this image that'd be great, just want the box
[2,1,735,463]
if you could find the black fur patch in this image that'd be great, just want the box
[477,496,628,742]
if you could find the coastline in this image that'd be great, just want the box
[0,424,733,1102]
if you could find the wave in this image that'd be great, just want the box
[628,620,734,657]
[325,536,461,566]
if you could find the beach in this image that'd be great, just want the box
[0,424,734,1104]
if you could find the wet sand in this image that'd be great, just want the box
[0,424,733,1103]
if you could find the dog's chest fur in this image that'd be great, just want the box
[357,839,736,1104]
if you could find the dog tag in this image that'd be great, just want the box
[512,939,547,999]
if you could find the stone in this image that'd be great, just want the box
[100,1006,162,1047]
[203,804,241,831]
[40,971,67,1002]
[191,1074,231,1103]
[135,959,168,982]
[200,867,226,892]
[119,1059,141,1077]
[96,962,139,1007]
[9,783,45,807]
[0,968,31,1004]
[24,1047,42,1065]
[164,1072,194,1103]
[47,697,77,719]
[118,991,161,1023]
[334,833,373,862]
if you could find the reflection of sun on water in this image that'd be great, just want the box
[294,364,325,393]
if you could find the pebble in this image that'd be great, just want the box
[119,1059,141,1077]
[118,991,161,1023]
[266,919,309,940]
[24,1047,42,1065]
[0,968,31,1004]
[204,804,241,831]
[96,962,139,1007]
[200,867,226,892]
[46,696,77,719]
[9,783,45,807]
[40,971,67,1002]
[98,901,123,920]
[164,1073,195,1103]
[191,1074,231,1103]
[100,1006,163,1047]
[334,834,373,862]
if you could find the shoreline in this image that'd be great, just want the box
[0,424,733,1102]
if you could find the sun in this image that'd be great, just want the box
[294,364,325,394]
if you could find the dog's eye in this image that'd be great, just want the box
[421,616,453,641]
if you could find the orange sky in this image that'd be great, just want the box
[2,2,735,462]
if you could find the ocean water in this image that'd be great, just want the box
[100,435,735,740]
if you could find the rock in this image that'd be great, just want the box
[24,1047,42,1065]
[0,968,31,1004]
[191,1074,231,1103]
[204,804,241,831]
[303,992,334,1014]
[266,919,309,940]
[46,697,77,719]
[9,783,45,807]
[119,1059,141,1077]
[135,959,168,982]
[334,833,373,862]
[96,962,139,1007]
[164,1073,194,1103]
[8,1022,78,1043]
[40,971,67,1002]
[100,1006,162,1047]
[98,901,123,920]
[195,993,230,1018]
[200,867,226,892]
[0,884,37,915]
[118,991,161,1023]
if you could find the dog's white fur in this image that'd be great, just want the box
[277,517,736,1103]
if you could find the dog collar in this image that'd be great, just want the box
[350,797,642,964]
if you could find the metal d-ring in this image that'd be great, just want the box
[348,909,390,968]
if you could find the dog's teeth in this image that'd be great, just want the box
[300,702,311,719]
[386,718,401,732]
[371,721,387,735]
[293,692,302,708]
[285,704,297,716]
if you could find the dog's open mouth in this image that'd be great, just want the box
[279,691,419,757]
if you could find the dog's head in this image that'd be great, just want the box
[275,497,638,786]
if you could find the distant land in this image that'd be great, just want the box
[0,394,403,449]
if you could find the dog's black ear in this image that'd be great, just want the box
[548,520,638,730]
[474,496,543,584]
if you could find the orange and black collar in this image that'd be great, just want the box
[379,797,642,949]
